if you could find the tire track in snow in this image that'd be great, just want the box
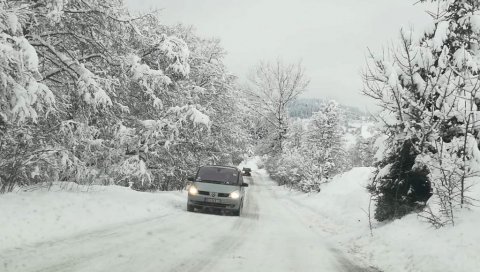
[261,172,382,272]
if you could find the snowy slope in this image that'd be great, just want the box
[279,167,480,272]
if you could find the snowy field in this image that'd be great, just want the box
[1,165,479,271]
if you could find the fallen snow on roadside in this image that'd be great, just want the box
[273,166,480,272]
[0,183,185,252]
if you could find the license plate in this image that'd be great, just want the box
[205,197,221,203]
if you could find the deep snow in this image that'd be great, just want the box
[0,183,185,252]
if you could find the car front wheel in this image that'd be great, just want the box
[232,200,243,216]
[187,204,194,212]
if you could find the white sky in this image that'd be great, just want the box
[125,0,431,109]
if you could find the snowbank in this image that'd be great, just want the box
[364,210,480,272]
[279,167,480,272]
[0,183,185,252]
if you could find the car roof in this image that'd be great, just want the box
[200,165,239,171]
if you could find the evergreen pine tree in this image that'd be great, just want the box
[365,0,480,222]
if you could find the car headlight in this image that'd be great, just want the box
[188,185,198,195]
[229,190,240,199]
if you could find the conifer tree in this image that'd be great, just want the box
[365,0,480,222]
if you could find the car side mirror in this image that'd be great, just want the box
[187,177,195,182]
[241,183,249,187]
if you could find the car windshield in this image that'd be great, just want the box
[196,167,239,185]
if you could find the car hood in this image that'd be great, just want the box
[193,182,239,193]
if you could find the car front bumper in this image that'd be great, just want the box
[188,194,241,210]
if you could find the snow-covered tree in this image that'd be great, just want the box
[349,136,376,167]
[0,1,251,192]
[0,2,58,192]
[364,0,480,224]
[122,23,251,190]
[303,101,347,180]
[245,60,309,155]
[268,119,307,188]
[265,100,349,193]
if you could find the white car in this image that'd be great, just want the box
[187,165,249,216]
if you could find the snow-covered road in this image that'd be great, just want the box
[1,171,376,272]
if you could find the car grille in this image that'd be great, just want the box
[198,191,230,198]
[203,202,228,208]
[191,200,229,208]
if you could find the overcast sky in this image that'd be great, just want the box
[125,0,431,110]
